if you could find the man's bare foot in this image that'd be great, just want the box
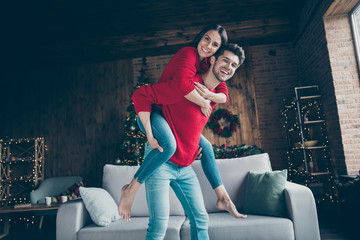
[216,198,247,219]
[118,184,135,222]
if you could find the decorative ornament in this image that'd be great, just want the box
[207,109,240,138]
[130,125,136,131]
[134,148,140,156]
[115,157,121,164]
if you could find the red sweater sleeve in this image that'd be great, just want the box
[131,81,185,114]
[166,47,199,96]
[215,82,229,104]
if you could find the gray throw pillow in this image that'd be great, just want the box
[79,187,121,226]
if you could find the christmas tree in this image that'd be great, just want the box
[115,58,150,165]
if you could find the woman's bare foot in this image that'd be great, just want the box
[118,184,134,222]
[118,178,142,222]
[216,198,247,219]
[214,185,247,218]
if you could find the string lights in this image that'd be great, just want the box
[0,137,46,225]
[281,86,338,204]
[0,137,45,204]
[116,60,150,166]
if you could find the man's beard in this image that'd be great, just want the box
[212,63,228,82]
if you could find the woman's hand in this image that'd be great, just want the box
[195,147,203,160]
[201,99,212,117]
[138,111,164,153]
[195,82,214,100]
[147,136,164,153]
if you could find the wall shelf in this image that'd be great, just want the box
[282,85,337,203]
[304,120,326,124]
[0,138,45,206]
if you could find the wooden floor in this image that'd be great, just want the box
[320,223,356,240]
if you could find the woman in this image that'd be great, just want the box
[118,24,247,222]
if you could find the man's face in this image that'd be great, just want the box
[211,50,240,82]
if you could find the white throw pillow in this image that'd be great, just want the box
[79,187,121,226]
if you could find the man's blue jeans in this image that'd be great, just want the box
[135,109,222,189]
[145,160,209,240]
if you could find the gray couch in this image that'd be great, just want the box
[56,153,321,240]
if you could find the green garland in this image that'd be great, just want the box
[207,109,240,138]
[213,144,264,159]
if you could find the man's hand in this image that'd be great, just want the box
[195,82,214,100]
[147,136,164,152]
[196,147,203,160]
[201,99,212,117]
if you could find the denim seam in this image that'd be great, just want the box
[172,180,198,234]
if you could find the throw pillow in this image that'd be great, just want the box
[242,169,288,217]
[79,187,121,227]
[51,180,85,203]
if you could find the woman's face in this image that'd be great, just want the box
[197,30,222,60]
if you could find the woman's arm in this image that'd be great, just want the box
[194,82,227,103]
[166,47,212,115]
[184,90,212,117]
[137,111,163,152]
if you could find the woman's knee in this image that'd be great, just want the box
[160,136,176,157]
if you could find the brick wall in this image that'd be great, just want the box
[324,14,360,175]
[294,0,360,175]
[133,55,173,84]
[294,0,345,174]
[249,43,298,170]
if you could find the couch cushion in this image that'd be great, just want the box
[191,153,272,213]
[180,213,294,240]
[102,164,184,217]
[77,216,186,240]
[243,169,288,217]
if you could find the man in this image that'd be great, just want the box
[132,43,245,240]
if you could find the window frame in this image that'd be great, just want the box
[350,2,360,72]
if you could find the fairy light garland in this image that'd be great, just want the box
[0,137,45,206]
[282,94,338,204]
[0,137,46,225]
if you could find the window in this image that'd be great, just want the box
[350,3,360,70]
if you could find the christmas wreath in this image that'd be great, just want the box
[207,109,240,138]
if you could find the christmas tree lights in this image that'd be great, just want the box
[115,58,149,165]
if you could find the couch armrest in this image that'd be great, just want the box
[284,182,320,240]
[56,198,92,240]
